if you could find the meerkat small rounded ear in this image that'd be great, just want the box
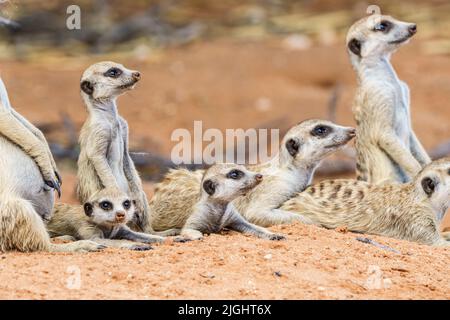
[421,177,436,197]
[80,81,94,95]
[203,179,216,196]
[83,203,94,217]
[286,138,301,157]
[348,38,362,57]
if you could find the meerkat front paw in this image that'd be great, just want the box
[128,244,153,251]
[267,233,286,241]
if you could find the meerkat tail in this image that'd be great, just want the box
[0,192,51,252]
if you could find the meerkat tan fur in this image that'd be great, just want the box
[0,77,101,252]
[150,163,285,241]
[347,14,431,183]
[76,61,156,236]
[148,119,355,229]
[48,187,163,250]
[281,158,450,246]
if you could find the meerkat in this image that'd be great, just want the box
[281,157,450,246]
[148,119,356,229]
[346,14,431,183]
[77,61,158,238]
[0,78,102,252]
[48,188,162,250]
[150,163,285,241]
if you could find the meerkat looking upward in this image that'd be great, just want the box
[147,119,355,229]
[0,77,101,252]
[77,61,158,239]
[150,163,285,241]
[347,14,431,184]
[281,158,450,246]
[48,188,161,250]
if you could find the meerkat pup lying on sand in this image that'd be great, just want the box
[281,157,450,246]
[347,14,430,183]
[77,61,158,237]
[150,163,285,241]
[147,119,355,229]
[48,188,161,250]
[0,77,101,252]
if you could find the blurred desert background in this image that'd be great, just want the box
[0,0,449,300]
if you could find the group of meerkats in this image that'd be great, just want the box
[0,14,449,253]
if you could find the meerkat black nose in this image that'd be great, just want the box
[116,211,126,220]
[132,72,141,81]
[255,174,263,182]
[408,24,417,35]
[347,128,356,138]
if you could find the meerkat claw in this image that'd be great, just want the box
[130,244,153,251]
[55,171,62,186]
[45,180,62,198]
[269,234,286,241]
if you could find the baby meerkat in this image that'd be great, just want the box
[77,61,157,236]
[281,158,450,246]
[147,119,355,229]
[150,163,285,241]
[347,14,431,183]
[48,188,161,250]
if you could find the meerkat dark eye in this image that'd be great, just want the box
[104,68,123,78]
[123,200,131,210]
[83,203,93,217]
[311,125,332,137]
[226,169,244,180]
[374,20,392,33]
[421,177,436,197]
[100,201,113,211]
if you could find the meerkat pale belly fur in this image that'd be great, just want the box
[282,158,450,246]
[76,61,158,238]
[0,78,101,252]
[48,188,161,250]
[150,163,285,241]
[148,119,355,229]
[347,14,431,183]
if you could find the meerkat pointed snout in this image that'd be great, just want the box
[280,119,355,166]
[83,188,135,228]
[202,164,264,202]
[346,15,417,63]
[80,61,141,100]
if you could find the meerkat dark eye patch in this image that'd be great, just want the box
[203,179,216,196]
[373,20,393,33]
[104,67,123,78]
[83,203,93,217]
[123,200,131,210]
[226,169,244,180]
[80,81,94,95]
[100,201,113,211]
[421,177,436,197]
[311,125,332,138]
[286,138,301,157]
[348,38,362,57]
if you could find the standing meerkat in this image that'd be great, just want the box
[150,163,285,241]
[77,61,157,237]
[48,188,162,250]
[147,119,355,229]
[0,77,101,252]
[281,158,450,246]
[347,14,431,183]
